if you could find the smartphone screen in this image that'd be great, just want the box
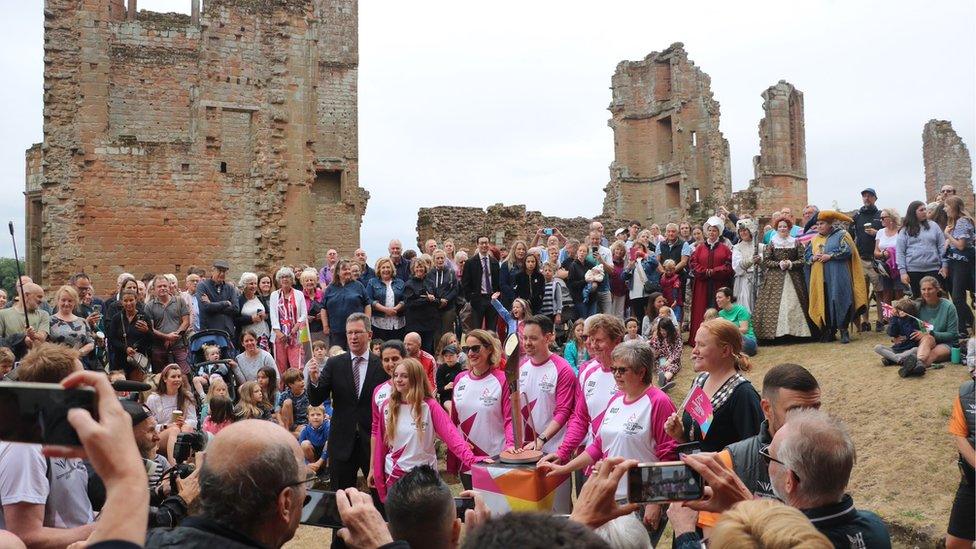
[302,489,343,529]
[627,461,703,503]
[454,497,475,521]
[0,382,97,447]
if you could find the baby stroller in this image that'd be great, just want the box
[188,329,238,402]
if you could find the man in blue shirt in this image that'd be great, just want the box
[194,260,239,349]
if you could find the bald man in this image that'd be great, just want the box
[0,282,50,349]
[146,420,308,549]
[404,331,436,392]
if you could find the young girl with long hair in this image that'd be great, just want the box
[369,358,484,501]
[562,319,589,374]
[649,317,682,392]
[202,395,235,436]
[236,381,274,421]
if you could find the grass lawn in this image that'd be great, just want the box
[288,326,968,548]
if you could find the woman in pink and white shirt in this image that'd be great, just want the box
[370,358,483,501]
[369,339,406,482]
[452,329,514,488]
[516,316,578,454]
[539,340,677,531]
[541,314,626,466]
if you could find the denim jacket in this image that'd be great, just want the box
[365,277,405,310]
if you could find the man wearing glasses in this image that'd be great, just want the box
[765,408,891,548]
[928,185,957,230]
[307,313,387,493]
[146,419,310,548]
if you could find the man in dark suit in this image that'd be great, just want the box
[461,235,500,332]
[307,312,387,490]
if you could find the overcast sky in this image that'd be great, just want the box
[1,0,973,262]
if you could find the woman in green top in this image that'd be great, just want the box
[911,276,959,370]
[715,286,758,356]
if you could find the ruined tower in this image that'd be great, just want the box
[748,80,807,217]
[25,0,365,291]
[923,120,974,211]
[602,42,732,225]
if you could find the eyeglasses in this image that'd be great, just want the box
[609,366,632,376]
[282,473,318,493]
[461,344,483,354]
[758,447,799,482]
[580,335,589,342]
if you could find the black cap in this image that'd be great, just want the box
[120,400,151,426]
[213,260,230,270]
[861,188,877,197]
[442,344,459,355]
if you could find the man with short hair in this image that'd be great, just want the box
[385,465,461,549]
[404,331,436,392]
[307,313,387,491]
[318,249,340,288]
[424,239,438,256]
[589,221,609,247]
[517,315,577,454]
[195,260,239,347]
[928,185,956,229]
[0,282,50,350]
[585,232,613,314]
[389,240,412,282]
[181,272,202,334]
[0,344,95,547]
[460,236,500,331]
[767,409,891,548]
[354,248,376,284]
[145,420,308,549]
[696,364,821,531]
[851,188,884,332]
[146,275,191,373]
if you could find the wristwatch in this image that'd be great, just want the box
[538,434,549,444]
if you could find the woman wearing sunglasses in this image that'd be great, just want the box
[448,329,514,489]
[538,340,678,537]
[370,358,486,502]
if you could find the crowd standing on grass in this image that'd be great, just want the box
[0,186,973,549]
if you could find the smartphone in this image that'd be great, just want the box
[543,228,554,236]
[591,246,599,253]
[675,441,701,455]
[454,497,475,521]
[301,489,343,528]
[626,461,704,504]
[0,381,97,447]
[92,304,102,314]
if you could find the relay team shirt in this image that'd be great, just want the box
[518,354,576,454]
[577,360,620,444]
[585,387,679,499]
[370,380,393,439]
[452,369,509,457]
[383,402,436,477]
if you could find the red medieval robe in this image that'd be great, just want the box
[688,240,734,345]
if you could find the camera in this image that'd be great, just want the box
[173,431,206,476]
[543,228,553,236]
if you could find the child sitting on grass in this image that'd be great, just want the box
[202,395,235,436]
[0,347,14,379]
[888,298,922,354]
[299,404,330,475]
[278,369,310,437]
[623,317,646,342]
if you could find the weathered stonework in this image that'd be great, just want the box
[416,204,621,253]
[602,42,732,226]
[26,0,365,292]
[730,80,807,219]
[923,120,974,211]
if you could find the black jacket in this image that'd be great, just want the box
[515,270,546,313]
[803,494,892,549]
[850,204,882,259]
[562,257,595,305]
[146,516,265,549]
[307,352,387,462]
[403,276,440,332]
[425,267,459,308]
[461,253,500,301]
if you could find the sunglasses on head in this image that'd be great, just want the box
[461,344,483,354]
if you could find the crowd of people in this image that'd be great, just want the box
[0,185,973,549]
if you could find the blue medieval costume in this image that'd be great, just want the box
[806,211,868,343]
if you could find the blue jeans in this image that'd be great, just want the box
[743,335,758,356]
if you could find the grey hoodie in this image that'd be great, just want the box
[896,222,946,272]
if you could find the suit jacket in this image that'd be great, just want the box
[307,352,387,462]
[461,253,501,301]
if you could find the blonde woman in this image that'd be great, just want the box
[500,239,528,307]
[369,358,483,502]
[49,285,95,362]
[367,257,406,341]
[269,267,307,374]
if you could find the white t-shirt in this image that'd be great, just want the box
[876,229,899,252]
[0,442,93,529]
[452,370,507,457]
[594,392,665,499]
[518,356,574,454]
[374,380,392,411]
[577,360,620,444]
[383,402,436,476]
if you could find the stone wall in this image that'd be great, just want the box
[923,120,974,211]
[26,0,365,293]
[730,80,808,220]
[416,204,622,253]
[602,42,732,226]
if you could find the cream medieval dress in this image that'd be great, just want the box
[753,233,812,339]
[731,235,763,313]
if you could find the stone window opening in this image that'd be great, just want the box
[665,181,681,208]
[693,187,701,203]
[219,161,227,173]
[691,131,697,147]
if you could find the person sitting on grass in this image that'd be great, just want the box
[622,317,645,342]
[649,317,681,392]
[873,297,921,367]
[198,376,229,424]
[237,380,274,421]
[278,368,309,436]
[299,404,330,475]
[202,395,236,437]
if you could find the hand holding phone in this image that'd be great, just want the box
[302,490,344,528]
[626,461,704,504]
[454,497,475,521]
[0,381,97,447]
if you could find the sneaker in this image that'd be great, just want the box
[898,355,918,378]
[840,330,850,344]
[661,380,676,393]
[658,371,666,387]
[875,321,884,332]
[881,357,895,366]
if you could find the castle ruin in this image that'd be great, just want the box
[923,120,974,211]
[25,0,365,291]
